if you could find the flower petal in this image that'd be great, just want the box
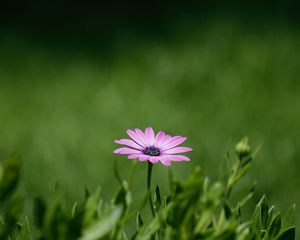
[149,156,159,164]
[161,136,187,150]
[158,134,172,147]
[127,129,146,147]
[154,131,165,147]
[138,155,150,161]
[128,154,144,159]
[113,147,142,154]
[160,158,171,166]
[160,154,190,162]
[135,128,147,146]
[162,147,193,154]
[115,139,144,150]
[144,127,155,146]
[159,136,181,149]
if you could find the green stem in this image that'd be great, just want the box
[226,159,241,199]
[147,162,155,217]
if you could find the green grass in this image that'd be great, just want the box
[0,139,296,239]
[0,17,299,229]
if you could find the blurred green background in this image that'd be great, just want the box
[0,0,299,230]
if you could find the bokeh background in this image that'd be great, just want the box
[1,0,299,230]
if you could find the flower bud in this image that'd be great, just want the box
[235,137,250,159]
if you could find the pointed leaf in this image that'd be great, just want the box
[79,206,123,240]
[223,202,232,219]
[136,211,144,230]
[258,195,269,230]
[113,181,131,214]
[275,227,295,240]
[83,187,101,228]
[283,204,295,228]
[154,185,162,212]
[268,213,281,239]
[33,196,46,229]
[251,205,262,233]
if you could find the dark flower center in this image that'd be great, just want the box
[144,146,160,156]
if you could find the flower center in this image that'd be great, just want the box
[144,146,160,156]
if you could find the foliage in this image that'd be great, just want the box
[1,18,300,229]
[0,138,295,239]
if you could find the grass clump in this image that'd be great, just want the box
[0,138,295,239]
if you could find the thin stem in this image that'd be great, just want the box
[226,159,241,199]
[147,162,155,217]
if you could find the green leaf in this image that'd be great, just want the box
[16,216,32,240]
[223,202,232,219]
[268,205,275,221]
[236,225,255,240]
[234,162,252,184]
[283,204,295,228]
[5,194,24,222]
[123,231,128,240]
[0,195,24,239]
[268,213,281,239]
[71,202,78,219]
[195,210,214,232]
[136,211,144,230]
[79,206,123,240]
[251,205,262,233]
[33,196,46,229]
[137,204,172,239]
[84,187,91,200]
[83,187,101,228]
[43,200,68,240]
[113,181,131,214]
[259,195,269,230]
[275,227,295,240]
[0,154,21,202]
[154,185,162,212]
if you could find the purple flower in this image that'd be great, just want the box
[113,127,192,166]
